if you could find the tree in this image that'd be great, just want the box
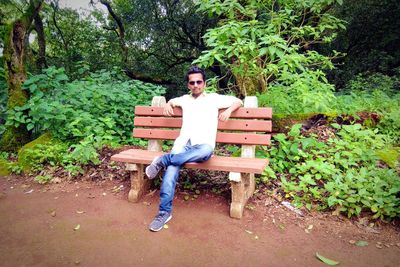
[0,0,43,152]
[94,0,217,96]
[325,0,400,89]
[194,0,345,96]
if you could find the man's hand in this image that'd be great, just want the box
[218,100,242,121]
[218,109,232,122]
[163,102,174,116]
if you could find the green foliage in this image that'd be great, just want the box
[18,141,68,172]
[258,73,400,144]
[34,175,52,184]
[7,162,22,175]
[258,71,337,114]
[261,124,400,219]
[195,0,345,95]
[334,73,400,143]
[7,67,165,145]
[326,0,400,88]
[2,67,165,175]
[41,5,119,78]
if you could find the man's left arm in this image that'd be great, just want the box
[218,99,242,121]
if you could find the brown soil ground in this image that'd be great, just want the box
[0,175,399,267]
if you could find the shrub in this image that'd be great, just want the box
[6,66,166,145]
[261,123,400,219]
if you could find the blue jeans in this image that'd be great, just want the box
[158,143,213,213]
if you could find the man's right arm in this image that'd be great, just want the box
[163,96,184,116]
[163,101,175,116]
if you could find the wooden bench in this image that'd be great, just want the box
[111,96,272,218]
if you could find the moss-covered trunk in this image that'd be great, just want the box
[0,0,43,152]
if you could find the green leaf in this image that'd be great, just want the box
[355,240,368,247]
[315,252,340,266]
[27,123,35,131]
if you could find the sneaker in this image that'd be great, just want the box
[149,211,172,232]
[145,156,163,179]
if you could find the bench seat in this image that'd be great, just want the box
[111,149,269,174]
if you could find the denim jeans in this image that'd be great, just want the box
[158,142,213,213]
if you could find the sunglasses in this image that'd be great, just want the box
[188,80,204,85]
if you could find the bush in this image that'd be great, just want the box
[261,123,400,219]
[6,66,166,145]
[3,67,166,176]
[258,70,336,114]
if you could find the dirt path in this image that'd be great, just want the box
[0,176,399,267]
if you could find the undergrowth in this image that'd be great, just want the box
[260,123,400,219]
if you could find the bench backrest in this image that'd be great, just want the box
[133,106,272,146]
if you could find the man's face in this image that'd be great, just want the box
[187,73,206,97]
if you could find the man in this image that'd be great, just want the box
[145,66,242,232]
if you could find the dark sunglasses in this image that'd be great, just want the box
[188,80,204,85]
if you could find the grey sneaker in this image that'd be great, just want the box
[149,211,172,232]
[145,156,163,179]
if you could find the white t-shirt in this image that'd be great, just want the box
[169,93,242,149]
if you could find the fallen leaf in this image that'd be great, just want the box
[24,189,34,194]
[356,240,368,247]
[349,240,356,244]
[254,235,259,240]
[195,190,200,195]
[73,224,80,231]
[163,224,169,229]
[102,192,107,196]
[307,225,314,230]
[315,252,339,266]
[245,204,256,210]
[245,230,253,234]
[50,211,56,217]
[76,210,85,214]
[184,195,190,201]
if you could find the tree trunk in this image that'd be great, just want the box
[0,0,43,152]
[99,0,128,68]
[34,12,47,71]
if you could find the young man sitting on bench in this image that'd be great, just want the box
[145,66,242,232]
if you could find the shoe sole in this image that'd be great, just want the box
[149,215,172,232]
[145,157,161,179]
[145,166,153,179]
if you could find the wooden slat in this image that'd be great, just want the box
[111,149,269,174]
[135,106,272,119]
[133,129,271,145]
[134,117,182,128]
[134,117,272,132]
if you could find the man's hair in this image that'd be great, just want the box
[186,66,206,82]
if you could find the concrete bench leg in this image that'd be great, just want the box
[230,173,255,219]
[126,163,149,202]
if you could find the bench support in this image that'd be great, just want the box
[229,96,258,219]
[230,173,255,218]
[127,163,150,202]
